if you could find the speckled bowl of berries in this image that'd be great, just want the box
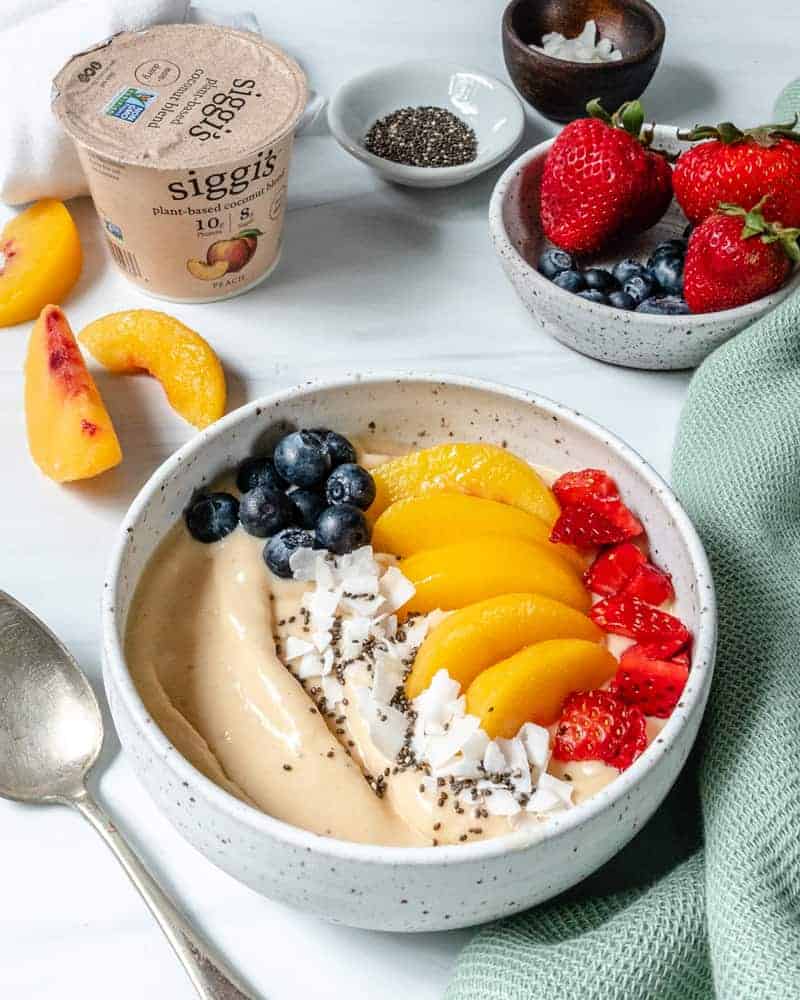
[489,110,800,370]
[102,374,716,931]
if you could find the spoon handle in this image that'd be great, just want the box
[72,789,258,1000]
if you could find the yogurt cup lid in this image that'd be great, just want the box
[52,24,308,170]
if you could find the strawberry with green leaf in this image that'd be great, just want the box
[683,199,800,314]
[539,99,673,255]
[674,117,800,226]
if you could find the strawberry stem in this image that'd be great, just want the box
[586,98,612,124]
[718,199,800,261]
[586,98,647,140]
[677,115,800,147]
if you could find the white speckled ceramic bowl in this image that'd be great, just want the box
[102,374,715,932]
[489,126,800,370]
[327,60,525,188]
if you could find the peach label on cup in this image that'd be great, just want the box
[52,24,307,302]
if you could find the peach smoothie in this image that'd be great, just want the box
[52,24,307,302]
[126,431,692,847]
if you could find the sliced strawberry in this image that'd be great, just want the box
[614,645,689,717]
[550,504,632,549]
[590,595,690,656]
[584,541,646,595]
[640,642,691,661]
[553,689,647,771]
[552,468,643,544]
[603,501,644,539]
[622,563,675,605]
[553,469,620,508]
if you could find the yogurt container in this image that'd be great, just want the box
[52,24,307,302]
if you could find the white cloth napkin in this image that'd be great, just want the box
[0,0,323,206]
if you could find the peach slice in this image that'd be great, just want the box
[405,593,601,699]
[0,200,82,328]
[25,305,121,481]
[398,536,590,617]
[187,258,228,280]
[466,639,618,738]
[368,443,561,526]
[79,310,226,429]
[372,493,585,570]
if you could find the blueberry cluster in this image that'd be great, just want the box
[539,237,690,315]
[184,428,376,578]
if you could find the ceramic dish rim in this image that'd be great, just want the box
[102,372,716,867]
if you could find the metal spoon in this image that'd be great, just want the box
[0,590,257,1000]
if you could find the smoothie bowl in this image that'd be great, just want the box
[102,375,715,931]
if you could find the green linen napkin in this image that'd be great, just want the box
[447,94,800,1000]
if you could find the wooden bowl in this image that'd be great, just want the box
[502,0,665,123]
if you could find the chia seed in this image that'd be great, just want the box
[364,106,478,168]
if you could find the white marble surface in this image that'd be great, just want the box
[0,1,793,996]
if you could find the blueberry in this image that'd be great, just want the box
[553,269,585,293]
[315,504,371,555]
[288,488,326,528]
[612,258,649,286]
[236,456,285,494]
[309,428,357,468]
[273,430,331,488]
[608,290,636,310]
[650,254,684,295]
[636,295,691,315]
[238,485,296,538]
[264,527,316,578]
[185,492,239,544]
[583,268,619,293]
[325,463,376,510]
[538,247,576,280]
[623,272,658,306]
[647,239,687,268]
[577,289,608,304]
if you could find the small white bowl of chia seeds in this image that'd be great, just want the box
[327,59,525,188]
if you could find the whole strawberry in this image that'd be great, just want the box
[540,99,673,255]
[683,200,799,314]
[674,117,800,226]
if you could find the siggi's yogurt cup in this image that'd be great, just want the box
[52,24,307,302]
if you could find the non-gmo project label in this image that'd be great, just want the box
[105,87,158,124]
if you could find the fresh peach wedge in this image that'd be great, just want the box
[368,443,561,526]
[79,310,226,429]
[373,493,585,570]
[466,639,617,738]
[0,200,82,328]
[25,305,121,482]
[398,536,590,617]
[406,592,601,699]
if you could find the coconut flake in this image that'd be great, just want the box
[482,787,521,817]
[288,547,318,581]
[483,740,507,776]
[426,714,482,769]
[527,772,574,813]
[531,18,623,63]
[297,651,323,680]
[355,686,407,759]
[519,722,551,772]
[321,673,345,708]
[380,565,416,613]
[283,636,315,661]
[371,654,404,704]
